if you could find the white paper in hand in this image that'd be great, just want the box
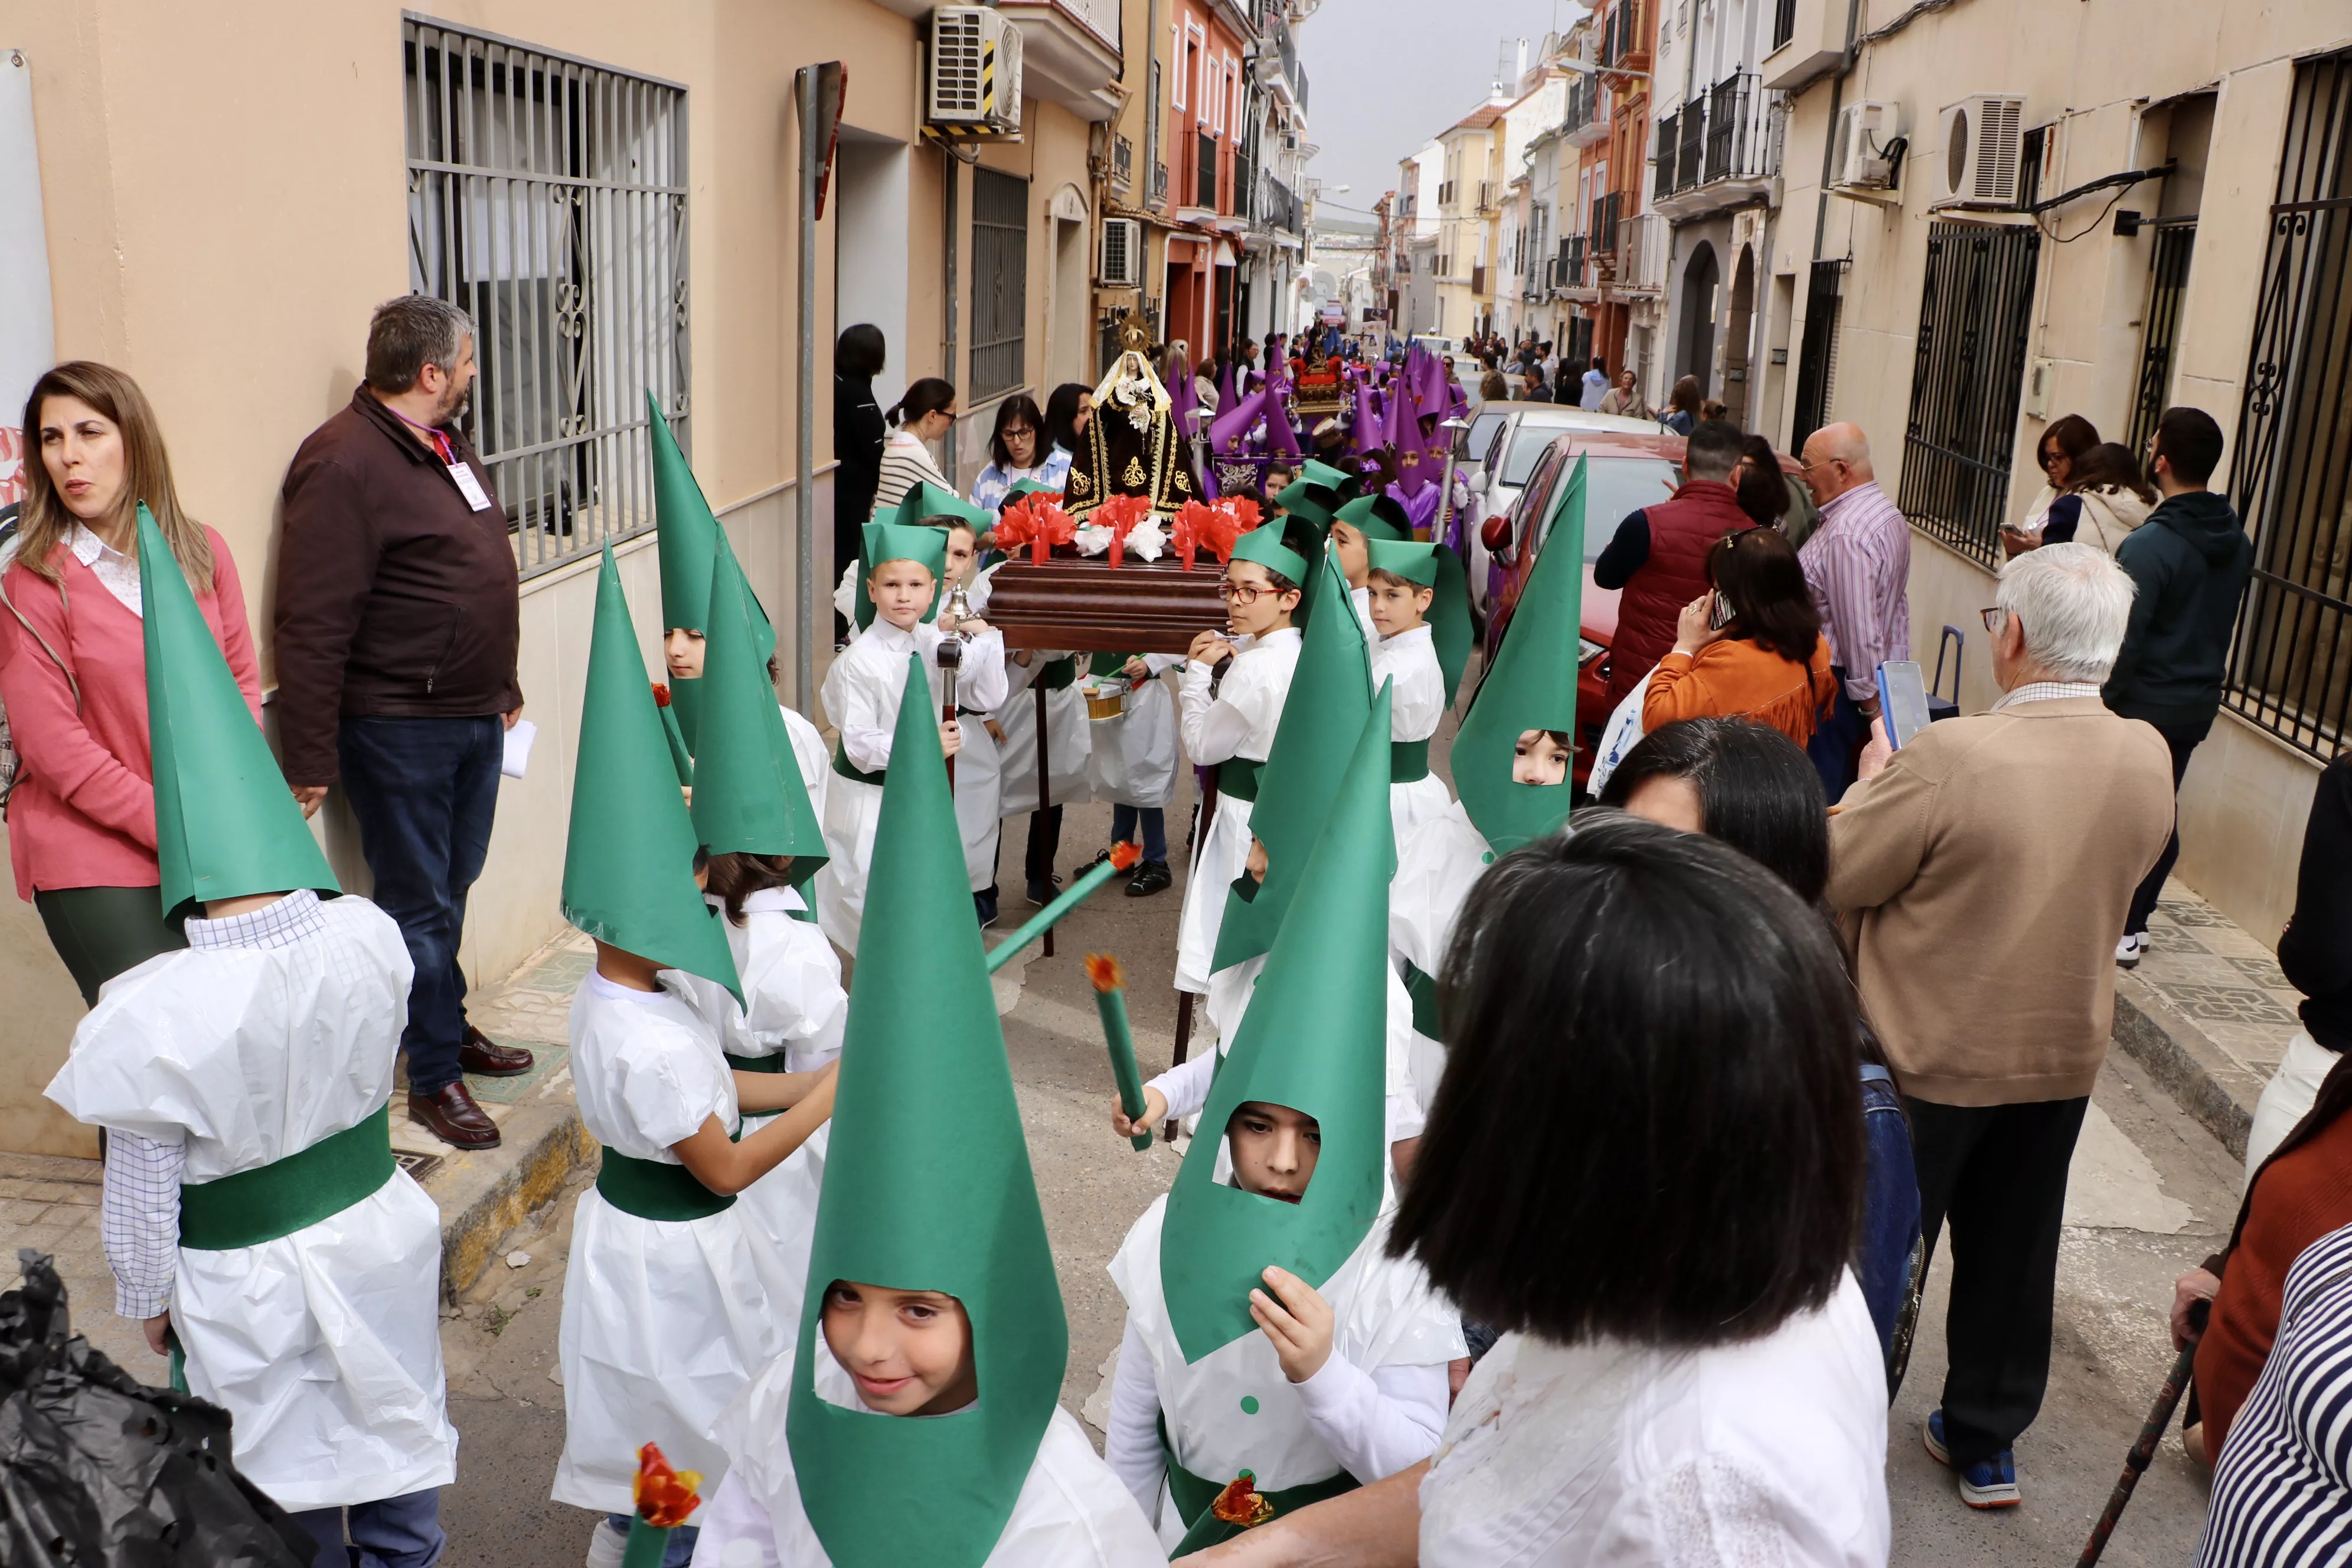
[501,717,538,779]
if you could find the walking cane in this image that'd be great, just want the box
[2078,1298,2208,1567]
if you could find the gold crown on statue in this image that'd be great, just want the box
[1115,310,1153,356]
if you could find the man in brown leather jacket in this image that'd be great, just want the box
[273,295,533,1149]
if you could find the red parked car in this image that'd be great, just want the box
[1479,432,1813,785]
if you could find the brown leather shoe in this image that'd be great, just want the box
[408,1081,501,1149]
[459,1025,534,1077]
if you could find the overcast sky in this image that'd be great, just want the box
[1295,0,1589,217]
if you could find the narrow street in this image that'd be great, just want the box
[428,798,2243,1567]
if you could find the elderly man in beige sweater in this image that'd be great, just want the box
[1830,543,2172,1511]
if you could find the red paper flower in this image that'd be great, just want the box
[651,682,672,707]
[633,1442,703,1528]
[1210,1470,1275,1527]
[1172,501,1244,567]
[1227,496,1262,534]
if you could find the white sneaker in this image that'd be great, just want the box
[584,1517,629,1568]
[2115,934,2145,969]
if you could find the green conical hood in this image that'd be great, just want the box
[893,481,991,531]
[689,540,828,878]
[1211,545,1372,973]
[139,506,339,923]
[1163,689,1396,1362]
[1334,492,1412,542]
[562,545,742,1007]
[787,656,1066,1566]
[851,522,949,633]
[1230,523,1308,587]
[998,476,1061,510]
[1454,454,1587,854]
[1365,541,1474,708]
[650,390,720,636]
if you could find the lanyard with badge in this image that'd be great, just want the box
[395,409,493,512]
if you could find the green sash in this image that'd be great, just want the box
[177,1103,395,1252]
[832,740,886,786]
[1389,740,1430,782]
[1035,655,1079,692]
[1402,961,1442,1040]
[726,1052,787,1073]
[1161,1422,1358,1558]
[597,1147,736,1221]
[1217,757,1263,803]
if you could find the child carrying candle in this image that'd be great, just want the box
[553,550,839,1568]
[688,665,1161,1567]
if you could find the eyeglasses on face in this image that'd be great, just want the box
[1980,606,2017,635]
[1216,582,1271,604]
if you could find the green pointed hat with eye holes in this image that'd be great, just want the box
[138,505,341,923]
[648,391,776,747]
[1453,453,1588,855]
[1211,543,1373,974]
[786,656,1067,1567]
[1162,685,1396,1363]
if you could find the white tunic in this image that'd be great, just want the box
[1388,801,1494,1116]
[1084,657,1183,811]
[1417,1273,1889,1568]
[814,618,1008,950]
[554,973,805,1514]
[778,701,830,830]
[672,887,848,1337]
[1106,1197,1465,1551]
[43,893,456,1513]
[687,1344,1164,1567]
[1370,621,1453,858]
[1174,628,1303,996]
[997,651,1096,817]
[952,564,1006,891]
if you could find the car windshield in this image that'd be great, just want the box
[1464,410,1505,463]
[1533,456,1683,560]
[1501,419,1586,486]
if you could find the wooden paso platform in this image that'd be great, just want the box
[981,555,1228,654]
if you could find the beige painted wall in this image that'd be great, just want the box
[0,0,961,1152]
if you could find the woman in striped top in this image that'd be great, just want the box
[2199,1218,2352,1564]
[871,377,958,522]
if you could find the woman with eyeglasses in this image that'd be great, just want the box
[2001,413,2099,554]
[969,393,1069,514]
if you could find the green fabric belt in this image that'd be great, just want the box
[177,1103,395,1252]
[1162,1420,1358,1558]
[1089,651,1140,677]
[726,1052,787,1073]
[597,1147,736,1221]
[832,740,885,786]
[1389,739,1431,782]
[1036,655,1079,692]
[1216,757,1263,803]
[1402,961,1442,1040]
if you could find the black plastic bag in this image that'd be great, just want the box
[0,1249,315,1566]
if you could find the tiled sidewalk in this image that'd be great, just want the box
[2115,877,2305,1161]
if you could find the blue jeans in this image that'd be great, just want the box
[1112,804,1168,863]
[338,716,503,1095]
[1807,677,1868,802]
[606,1514,698,1567]
[292,1488,444,1568]
[1858,1064,1923,1388]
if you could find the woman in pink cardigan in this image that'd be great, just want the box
[1,361,261,1002]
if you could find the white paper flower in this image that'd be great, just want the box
[1073,523,1115,557]
[1123,517,1168,562]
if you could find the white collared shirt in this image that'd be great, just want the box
[1992,680,2105,710]
[68,523,142,616]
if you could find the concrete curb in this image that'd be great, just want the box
[2111,971,2261,1163]
[423,1099,598,1303]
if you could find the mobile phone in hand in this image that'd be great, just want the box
[1708,590,1735,631]
[1875,661,1932,750]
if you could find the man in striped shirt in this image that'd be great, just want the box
[1797,423,1912,798]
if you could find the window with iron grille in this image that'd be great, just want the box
[404,18,689,579]
[1196,129,1220,210]
[970,167,1029,399]
[1897,223,2041,566]
[2224,47,2352,760]
[1654,110,1678,198]
[1791,258,1845,456]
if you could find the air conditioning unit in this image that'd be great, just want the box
[1099,218,1142,287]
[1935,93,2025,208]
[928,7,1023,135]
[1830,102,1902,191]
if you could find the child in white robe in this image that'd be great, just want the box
[814,524,1007,950]
[1172,528,1309,1000]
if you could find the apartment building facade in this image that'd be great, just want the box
[0,0,1118,1155]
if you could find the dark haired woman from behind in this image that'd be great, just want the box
[1642,527,1837,749]
[1,362,259,1002]
[1733,432,1791,531]
[1600,716,1923,1379]
[1188,814,1887,1567]
[871,376,958,521]
[832,324,888,626]
[1043,381,1093,464]
[1661,374,1703,436]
